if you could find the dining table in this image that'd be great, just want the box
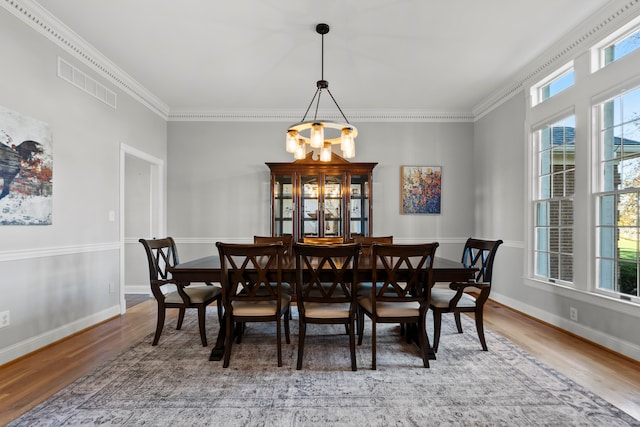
[169,254,478,361]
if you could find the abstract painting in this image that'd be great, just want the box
[0,105,53,225]
[401,166,441,214]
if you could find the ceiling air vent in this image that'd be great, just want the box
[57,57,116,109]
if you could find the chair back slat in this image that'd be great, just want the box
[254,235,293,255]
[216,243,285,305]
[294,243,360,304]
[461,238,503,283]
[371,243,439,306]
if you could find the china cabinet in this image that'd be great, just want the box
[266,153,377,243]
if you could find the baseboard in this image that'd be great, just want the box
[490,292,640,362]
[0,305,121,366]
[125,285,151,295]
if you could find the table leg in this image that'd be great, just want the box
[209,316,226,361]
[406,322,436,360]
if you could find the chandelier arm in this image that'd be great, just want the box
[300,88,322,123]
[325,88,351,124]
[313,90,322,122]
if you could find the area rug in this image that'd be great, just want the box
[9,308,639,427]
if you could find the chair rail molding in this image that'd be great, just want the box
[0,242,119,262]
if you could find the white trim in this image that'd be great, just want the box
[529,61,575,107]
[0,305,121,366]
[0,242,119,262]
[590,13,640,73]
[491,290,640,361]
[474,0,640,120]
[125,285,151,295]
[120,144,165,315]
[167,111,475,123]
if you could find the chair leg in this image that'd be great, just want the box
[197,305,208,347]
[223,315,234,368]
[371,320,377,370]
[357,308,365,345]
[216,298,223,324]
[475,309,488,351]
[152,306,165,346]
[235,323,243,344]
[454,311,463,333]
[176,308,186,330]
[432,310,442,353]
[417,317,430,368]
[276,317,282,367]
[284,307,291,344]
[349,317,357,371]
[296,320,306,370]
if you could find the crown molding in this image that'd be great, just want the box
[2,0,170,119]
[472,0,640,120]
[6,0,640,124]
[167,110,475,123]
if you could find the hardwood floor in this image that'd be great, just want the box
[1,298,639,425]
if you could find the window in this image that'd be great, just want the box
[530,63,574,106]
[603,29,640,65]
[540,70,574,102]
[533,116,575,283]
[596,86,640,300]
[591,17,640,72]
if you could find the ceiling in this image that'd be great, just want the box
[34,0,613,116]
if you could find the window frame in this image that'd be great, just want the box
[530,113,576,286]
[592,82,640,303]
[590,15,640,73]
[530,61,574,107]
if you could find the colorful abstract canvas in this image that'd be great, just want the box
[0,106,53,225]
[401,166,441,214]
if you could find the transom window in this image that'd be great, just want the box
[596,86,640,300]
[530,63,574,106]
[603,29,640,65]
[533,116,575,283]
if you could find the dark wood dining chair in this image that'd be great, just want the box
[430,238,503,352]
[352,235,393,261]
[302,236,344,244]
[254,235,293,255]
[216,242,291,368]
[294,242,360,371]
[357,242,439,369]
[139,237,222,346]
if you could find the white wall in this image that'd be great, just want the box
[0,8,167,364]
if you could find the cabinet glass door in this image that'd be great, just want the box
[273,174,293,237]
[300,175,319,237]
[324,175,343,237]
[350,175,369,237]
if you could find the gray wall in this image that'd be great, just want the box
[0,9,167,363]
[167,121,475,262]
[474,89,640,359]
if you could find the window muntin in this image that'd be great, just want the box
[533,116,575,283]
[596,86,640,299]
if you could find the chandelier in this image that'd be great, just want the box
[286,23,358,162]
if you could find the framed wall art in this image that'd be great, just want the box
[0,105,53,225]
[400,166,441,214]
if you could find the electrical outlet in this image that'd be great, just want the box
[0,310,9,328]
[569,307,578,322]
[109,282,116,293]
